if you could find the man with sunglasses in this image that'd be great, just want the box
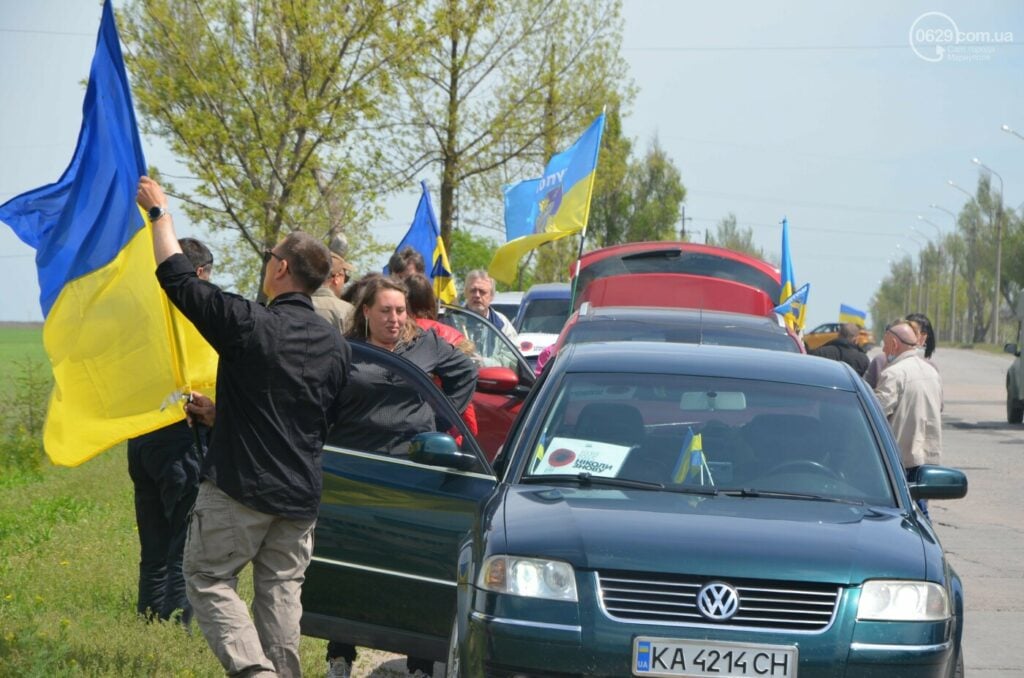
[137,176,350,677]
[874,320,943,519]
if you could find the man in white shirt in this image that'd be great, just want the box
[873,320,943,518]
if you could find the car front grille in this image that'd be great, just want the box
[597,570,840,632]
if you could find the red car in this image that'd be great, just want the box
[572,241,783,312]
[438,305,534,460]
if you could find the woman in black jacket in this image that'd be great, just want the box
[330,274,477,455]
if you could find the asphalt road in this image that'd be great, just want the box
[347,347,1024,677]
[929,347,1024,677]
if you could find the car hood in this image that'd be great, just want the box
[499,486,928,584]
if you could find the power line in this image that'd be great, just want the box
[0,27,93,37]
[623,42,1023,53]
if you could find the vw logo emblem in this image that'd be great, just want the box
[696,582,740,621]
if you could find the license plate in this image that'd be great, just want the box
[633,637,798,677]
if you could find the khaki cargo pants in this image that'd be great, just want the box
[184,481,315,677]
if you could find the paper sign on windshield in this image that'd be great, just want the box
[534,437,632,477]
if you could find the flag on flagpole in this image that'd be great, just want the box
[778,217,806,331]
[0,0,210,466]
[839,304,867,327]
[387,181,456,303]
[503,178,542,242]
[671,428,709,484]
[774,283,810,330]
[490,114,606,284]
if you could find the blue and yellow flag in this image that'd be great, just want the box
[388,181,456,303]
[671,428,707,484]
[0,0,208,466]
[839,304,867,327]
[774,283,810,330]
[778,217,807,331]
[490,114,606,283]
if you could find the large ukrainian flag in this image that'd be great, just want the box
[490,114,605,284]
[0,0,210,466]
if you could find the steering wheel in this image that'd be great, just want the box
[766,459,843,481]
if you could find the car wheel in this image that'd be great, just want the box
[1009,392,1024,424]
[444,618,461,678]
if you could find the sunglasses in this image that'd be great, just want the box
[262,249,284,265]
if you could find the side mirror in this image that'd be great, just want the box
[477,366,519,394]
[909,465,968,501]
[409,432,477,471]
[1004,342,1019,356]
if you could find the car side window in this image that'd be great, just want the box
[441,307,521,370]
[327,342,488,471]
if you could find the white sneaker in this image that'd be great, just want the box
[326,657,351,678]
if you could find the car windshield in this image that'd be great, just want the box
[522,372,894,506]
[567,318,799,352]
[518,298,571,334]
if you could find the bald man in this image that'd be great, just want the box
[874,321,943,518]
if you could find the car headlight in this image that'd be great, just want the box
[857,580,950,621]
[478,556,578,602]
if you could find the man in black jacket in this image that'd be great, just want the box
[810,322,869,376]
[138,176,349,677]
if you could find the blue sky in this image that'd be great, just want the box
[2,1,1023,327]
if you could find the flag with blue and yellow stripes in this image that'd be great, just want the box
[0,0,213,466]
[490,114,605,284]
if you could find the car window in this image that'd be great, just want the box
[326,342,487,471]
[440,306,522,370]
[518,298,571,334]
[521,372,894,506]
[567,319,799,353]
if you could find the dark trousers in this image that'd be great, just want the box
[127,419,205,623]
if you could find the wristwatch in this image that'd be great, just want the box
[148,205,169,223]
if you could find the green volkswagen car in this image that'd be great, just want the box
[303,341,966,677]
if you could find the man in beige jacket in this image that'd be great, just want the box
[874,320,943,518]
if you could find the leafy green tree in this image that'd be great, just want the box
[624,137,686,242]
[585,101,633,250]
[448,228,499,290]
[120,0,424,293]
[394,0,631,250]
[706,213,764,259]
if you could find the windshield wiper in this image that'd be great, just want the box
[521,473,665,491]
[721,488,864,505]
[522,473,719,496]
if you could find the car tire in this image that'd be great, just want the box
[1008,377,1024,424]
[444,618,461,678]
[1009,395,1024,424]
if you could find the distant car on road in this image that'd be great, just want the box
[1005,318,1024,424]
[803,322,875,352]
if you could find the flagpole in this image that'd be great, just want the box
[568,105,607,313]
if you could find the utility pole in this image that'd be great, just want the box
[680,204,693,241]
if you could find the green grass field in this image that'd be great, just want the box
[0,325,336,676]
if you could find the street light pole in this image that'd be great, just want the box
[1002,123,1024,143]
[949,180,982,342]
[930,204,959,341]
[972,158,1004,344]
